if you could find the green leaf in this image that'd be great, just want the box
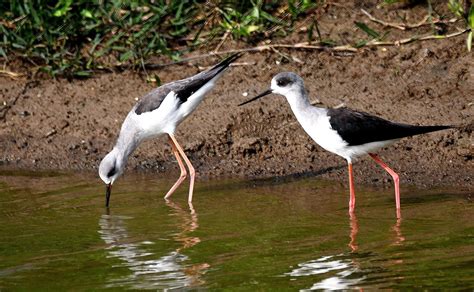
[12,43,26,49]
[146,74,161,85]
[355,22,380,39]
[469,5,474,28]
[0,47,7,59]
[250,6,259,19]
[321,39,336,46]
[355,40,368,48]
[245,25,260,34]
[119,50,134,62]
[53,0,73,17]
[261,11,285,24]
[81,9,93,19]
[448,0,464,18]
[380,30,391,41]
[73,70,92,77]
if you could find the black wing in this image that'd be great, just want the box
[134,86,172,115]
[327,107,452,146]
[134,53,242,115]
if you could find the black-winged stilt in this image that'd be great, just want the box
[99,53,242,207]
[239,72,453,218]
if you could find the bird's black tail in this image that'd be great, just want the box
[400,124,453,137]
[207,52,243,73]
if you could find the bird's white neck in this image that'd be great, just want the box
[284,88,324,119]
[115,126,141,165]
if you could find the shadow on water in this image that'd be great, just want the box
[98,201,208,290]
[242,165,345,187]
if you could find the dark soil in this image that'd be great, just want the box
[1,1,473,189]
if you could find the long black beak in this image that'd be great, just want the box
[105,183,112,207]
[238,89,273,106]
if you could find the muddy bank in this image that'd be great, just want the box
[1,1,473,189]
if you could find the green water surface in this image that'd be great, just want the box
[0,170,473,290]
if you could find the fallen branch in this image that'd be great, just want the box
[197,61,256,70]
[361,9,457,30]
[0,69,24,79]
[365,28,470,46]
[214,29,231,53]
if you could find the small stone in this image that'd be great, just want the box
[19,110,30,117]
[45,129,57,138]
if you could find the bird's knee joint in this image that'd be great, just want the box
[393,174,399,182]
[180,172,187,179]
[189,169,196,177]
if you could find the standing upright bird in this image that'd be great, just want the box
[239,72,453,218]
[99,53,242,207]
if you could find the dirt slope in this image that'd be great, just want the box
[1,1,473,188]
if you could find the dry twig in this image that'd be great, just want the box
[214,30,231,53]
[0,69,24,79]
[365,28,470,46]
[197,61,256,70]
[361,9,457,30]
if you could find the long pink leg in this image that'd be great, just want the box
[164,135,188,200]
[369,153,401,218]
[348,163,356,214]
[169,134,195,203]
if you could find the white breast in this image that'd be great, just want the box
[298,113,349,157]
[294,109,397,163]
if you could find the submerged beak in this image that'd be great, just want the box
[105,183,112,207]
[238,89,273,106]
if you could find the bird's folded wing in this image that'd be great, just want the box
[134,53,242,115]
[327,107,451,146]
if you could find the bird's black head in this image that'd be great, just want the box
[238,72,304,106]
[271,72,303,92]
[275,75,294,87]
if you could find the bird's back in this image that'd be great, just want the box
[134,53,242,116]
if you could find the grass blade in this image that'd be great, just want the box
[355,21,380,38]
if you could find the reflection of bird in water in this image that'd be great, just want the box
[286,214,364,290]
[166,200,200,252]
[286,253,365,290]
[348,212,359,252]
[286,215,407,290]
[165,200,209,279]
[349,214,405,252]
[98,202,208,289]
[392,218,405,246]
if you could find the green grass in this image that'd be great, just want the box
[448,0,474,51]
[1,1,470,78]
[0,0,317,78]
